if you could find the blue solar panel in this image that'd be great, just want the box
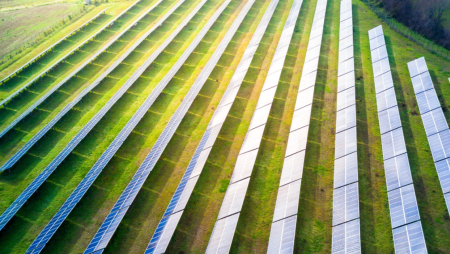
[392,221,427,253]
[388,184,420,228]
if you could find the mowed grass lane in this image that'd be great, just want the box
[0,0,218,252]
[0,0,158,131]
[0,0,179,170]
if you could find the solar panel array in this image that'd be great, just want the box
[331,1,361,253]
[206,0,304,252]
[83,1,257,253]
[0,9,107,85]
[370,26,427,253]
[144,0,281,252]
[267,0,328,252]
[0,0,142,109]
[0,0,193,234]
[0,0,178,170]
[409,57,450,217]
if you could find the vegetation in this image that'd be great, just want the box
[1,0,450,253]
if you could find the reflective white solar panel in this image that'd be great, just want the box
[331,219,361,254]
[340,9,352,22]
[217,178,250,219]
[421,108,448,136]
[280,151,305,186]
[378,105,401,134]
[267,215,297,254]
[256,87,277,109]
[314,9,326,22]
[381,128,407,160]
[339,35,354,51]
[151,211,183,254]
[388,184,420,228]
[368,25,383,40]
[392,221,427,254]
[311,17,325,30]
[273,180,301,221]
[340,17,352,31]
[415,89,440,115]
[173,176,199,213]
[240,125,265,154]
[340,26,353,40]
[411,72,434,94]
[299,70,318,91]
[190,147,212,178]
[407,57,428,78]
[336,86,355,111]
[305,46,321,63]
[310,24,324,39]
[372,57,390,77]
[210,103,232,127]
[248,104,272,130]
[434,159,450,194]
[337,71,355,93]
[230,149,258,183]
[445,193,450,214]
[384,153,413,191]
[338,58,354,77]
[205,123,222,149]
[374,71,393,94]
[428,129,450,162]
[290,105,312,131]
[205,213,240,254]
[334,127,357,159]
[334,152,358,189]
[336,104,356,133]
[370,46,388,63]
[339,46,354,63]
[376,87,397,112]
[285,126,309,157]
[219,86,240,107]
[308,35,323,51]
[369,35,386,50]
[340,1,352,14]
[333,182,359,226]
[295,86,315,110]
[303,57,320,75]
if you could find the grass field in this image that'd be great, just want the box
[1,0,450,253]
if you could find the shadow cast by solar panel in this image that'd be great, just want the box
[28,129,66,158]
[429,69,450,121]
[0,129,28,160]
[0,212,34,253]
[15,108,52,133]
[0,152,42,181]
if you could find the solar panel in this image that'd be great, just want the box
[384,153,413,191]
[392,221,427,253]
[370,46,388,63]
[339,46,354,63]
[337,71,355,93]
[273,180,302,221]
[338,57,355,77]
[339,35,354,51]
[290,105,312,131]
[190,147,212,178]
[336,86,355,112]
[210,103,232,127]
[340,17,352,31]
[336,104,357,133]
[305,46,321,63]
[267,215,297,254]
[256,86,277,109]
[378,105,401,134]
[334,152,358,189]
[331,219,361,254]
[285,126,309,157]
[299,70,318,91]
[421,108,448,136]
[415,90,440,114]
[428,129,450,162]
[388,184,420,228]
[411,72,434,94]
[295,86,315,110]
[339,8,352,22]
[374,70,394,94]
[381,128,407,160]
[376,87,397,112]
[219,86,240,107]
[333,183,359,225]
[144,211,183,254]
[217,178,250,219]
[339,25,353,40]
[230,149,258,183]
[369,35,386,50]
[434,159,450,194]
[407,57,428,78]
[445,192,450,214]
[240,125,265,154]
[308,35,323,51]
[368,25,383,40]
[334,127,357,159]
[205,213,240,254]
[248,104,272,130]
[372,57,390,77]
[280,151,305,186]
[303,57,320,75]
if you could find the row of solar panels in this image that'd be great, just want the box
[331,1,361,253]
[0,0,168,169]
[408,57,450,216]
[206,0,304,252]
[267,0,328,252]
[145,0,281,252]
[24,0,246,252]
[85,1,257,253]
[0,0,141,109]
[0,8,107,85]
[0,0,185,233]
[369,25,427,253]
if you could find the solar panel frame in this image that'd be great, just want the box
[368,25,383,40]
